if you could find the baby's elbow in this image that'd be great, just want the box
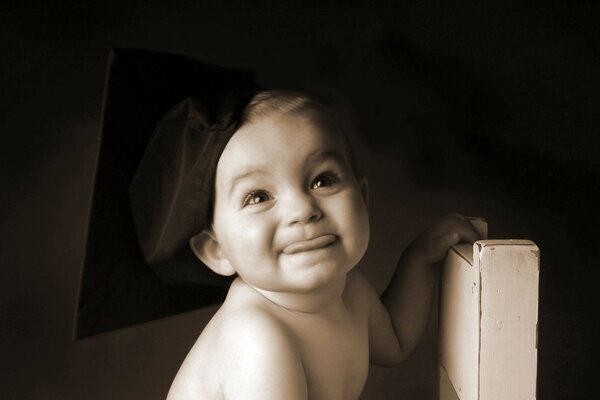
[394,347,412,364]
[372,356,401,367]
[370,343,406,367]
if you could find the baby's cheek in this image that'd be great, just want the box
[347,196,370,253]
[236,220,275,256]
[342,191,369,226]
[329,192,369,255]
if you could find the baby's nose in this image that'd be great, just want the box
[284,192,323,225]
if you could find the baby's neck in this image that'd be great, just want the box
[240,275,348,315]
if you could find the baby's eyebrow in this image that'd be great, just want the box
[225,149,348,196]
[306,149,348,166]
[227,169,266,196]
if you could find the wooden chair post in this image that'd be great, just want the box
[438,221,539,400]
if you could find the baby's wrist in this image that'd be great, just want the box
[403,238,437,267]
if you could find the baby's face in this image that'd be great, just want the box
[211,110,370,294]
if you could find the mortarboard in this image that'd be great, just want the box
[75,48,258,338]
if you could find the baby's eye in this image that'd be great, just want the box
[311,172,340,189]
[242,191,270,206]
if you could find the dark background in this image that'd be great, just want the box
[1,1,598,398]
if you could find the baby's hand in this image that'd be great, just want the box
[410,214,480,264]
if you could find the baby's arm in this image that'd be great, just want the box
[369,214,479,365]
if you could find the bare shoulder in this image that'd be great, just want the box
[217,292,308,399]
[217,296,298,354]
[169,281,308,400]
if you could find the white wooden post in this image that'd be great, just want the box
[439,228,539,400]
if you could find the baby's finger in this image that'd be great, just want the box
[454,220,480,244]
[426,232,461,262]
[466,217,488,240]
[444,214,481,244]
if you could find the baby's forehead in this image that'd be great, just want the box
[244,109,346,148]
[215,110,351,180]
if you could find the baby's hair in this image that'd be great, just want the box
[241,90,323,122]
[240,90,362,179]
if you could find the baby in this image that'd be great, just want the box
[161,91,479,399]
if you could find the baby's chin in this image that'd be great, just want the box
[278,259,355,290]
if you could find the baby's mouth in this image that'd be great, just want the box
[282,234,338,255]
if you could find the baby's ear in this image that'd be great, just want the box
[358,176,369,209]
[189,230,236,276]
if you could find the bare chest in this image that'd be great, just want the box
[291,313,370,400]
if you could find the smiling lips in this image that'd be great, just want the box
[282,234,338,255]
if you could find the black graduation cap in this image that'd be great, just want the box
[75,48,258,338]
